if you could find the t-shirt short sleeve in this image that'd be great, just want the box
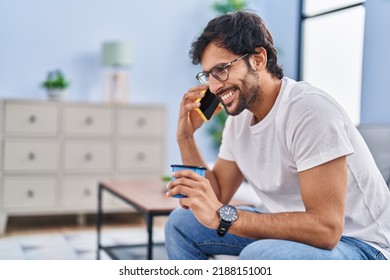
[285,93,354,172]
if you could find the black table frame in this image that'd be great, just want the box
[96,182,173,260]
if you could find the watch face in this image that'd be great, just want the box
[218,205,238,222]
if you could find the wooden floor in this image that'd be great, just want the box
[4,212,167,237]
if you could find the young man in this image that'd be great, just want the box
[165,11,390,259]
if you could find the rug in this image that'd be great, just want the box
[0,226,166,260]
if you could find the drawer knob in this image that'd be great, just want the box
[27,190,34,198]
[83,189,91,197]
[85,116,94,125]
[85,153,93,161]
[136,152,146,161]
[28,152,36,160]
[137,117,146,127]
[29,115,37,123]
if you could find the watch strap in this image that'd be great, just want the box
[217,219,232,237]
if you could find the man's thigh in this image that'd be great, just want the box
[239,237,386,260]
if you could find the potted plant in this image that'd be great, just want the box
[41,69,70,100]
[212,0,247,14]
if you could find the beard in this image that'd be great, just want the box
[222,69,260,116]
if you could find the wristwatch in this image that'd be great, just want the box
[217,204,238,237]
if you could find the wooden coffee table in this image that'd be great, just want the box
[96,180,179,260]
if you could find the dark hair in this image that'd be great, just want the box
[190,11,284,79]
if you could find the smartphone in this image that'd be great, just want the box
[195,88,220,121]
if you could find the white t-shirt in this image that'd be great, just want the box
[219,77,390,258]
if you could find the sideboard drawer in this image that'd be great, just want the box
[4,102,58,135]
[3,140,59,171]
[117,107,165,137]
[116,141,163,171]
[63,141,111,172]
[63,105,112,136]
[3,177,56,208]
[62,178,97,207]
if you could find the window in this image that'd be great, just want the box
[300,0,365,124]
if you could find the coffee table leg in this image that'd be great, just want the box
[145,214,153,260]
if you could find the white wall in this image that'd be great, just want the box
[0,0,300,173]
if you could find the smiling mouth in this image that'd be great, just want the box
[218,88,236,104]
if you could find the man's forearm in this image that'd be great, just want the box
[230,210,343,250]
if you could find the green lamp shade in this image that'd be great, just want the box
[101,41,132,67]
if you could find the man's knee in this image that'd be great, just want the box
[166,208,191,227]
[165,208,197,236]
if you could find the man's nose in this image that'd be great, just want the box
[208,76,224,95]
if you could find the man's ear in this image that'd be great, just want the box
[252,47,267,71]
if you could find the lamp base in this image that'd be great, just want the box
[103,70,129,103]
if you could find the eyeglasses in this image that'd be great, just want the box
[196,53,249,86]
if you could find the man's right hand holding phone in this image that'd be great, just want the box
[177,85,222,141]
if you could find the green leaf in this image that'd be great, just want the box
[41,69,70,90]
[212,0,248,14]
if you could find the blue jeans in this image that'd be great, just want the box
[164,207,387,260]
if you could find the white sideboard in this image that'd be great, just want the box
[0,99,166,234]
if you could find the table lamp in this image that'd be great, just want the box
[101,41,132,102]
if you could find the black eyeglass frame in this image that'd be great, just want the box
[196,53,249,86]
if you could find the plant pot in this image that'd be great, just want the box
[161,175,171,194]
[47,89,64,100]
